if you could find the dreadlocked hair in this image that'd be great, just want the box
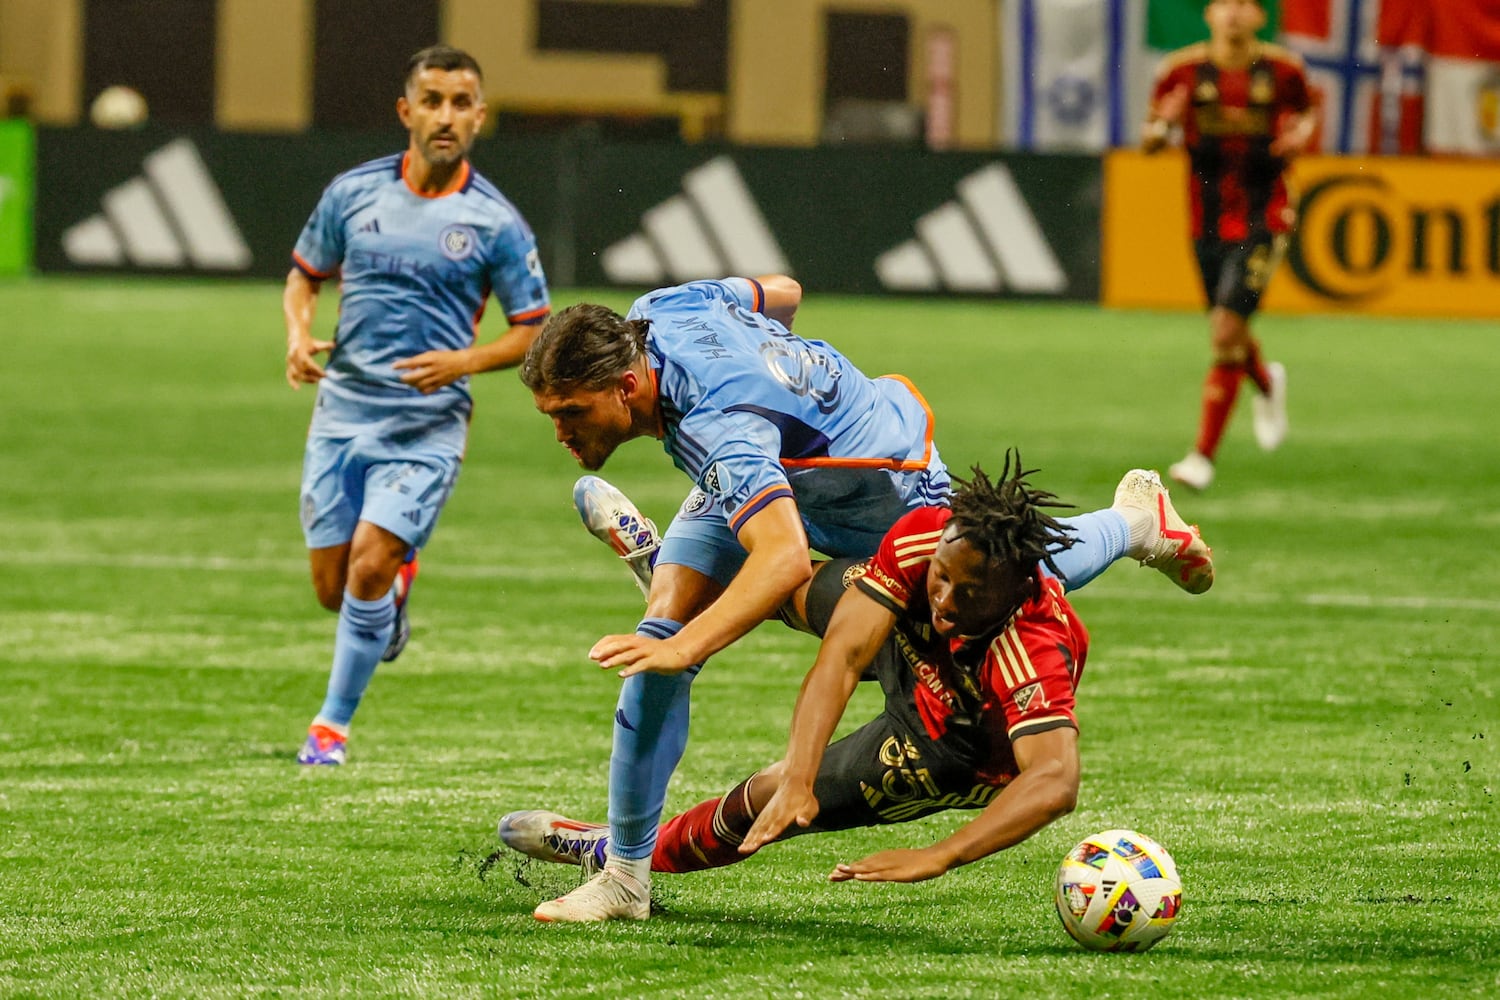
[519,303,650,393]
[946,449,1077,603]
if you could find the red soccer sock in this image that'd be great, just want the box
[652,778,758,873]
[1194,363,1244,460]
[1244,338,1272,395]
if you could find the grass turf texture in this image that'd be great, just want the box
[2,276,1496,998]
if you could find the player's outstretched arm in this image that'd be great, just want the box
[1142,82,1190,154]
[755,274,802,329]
[394,317,548,394]
[284,268,333,389]
[592,497,813,677]
[830,726,1080,883]
[740,589,896,854]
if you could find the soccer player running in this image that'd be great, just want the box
[284,45,551,765]
[518,279,1212,920]
[500,457,1180,890]
[1142,0,1317,491]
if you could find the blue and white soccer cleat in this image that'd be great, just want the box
[297,724,348,766]
[380,553,418,663]
[498,810,610,876]
[572,476,659,599]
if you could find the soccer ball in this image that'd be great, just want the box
[1055,829,1182,952]
[90,85,149,130]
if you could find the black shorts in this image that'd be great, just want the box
[1194,233,1287,318]
[792,560,1000,836]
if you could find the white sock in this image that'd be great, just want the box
[1120,508,1155,558]
[606,851,652,887]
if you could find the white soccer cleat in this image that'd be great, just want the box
[1252,361,1288,451]
[573,476,659,599]
[1113,469,1214,595]
[532,865,650,923]
[497,810,608,875]
[1168,451,1215,492]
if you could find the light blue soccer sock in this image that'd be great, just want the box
[1047,511,1131,592]
[607,617,698,860]
[315,590,396,728]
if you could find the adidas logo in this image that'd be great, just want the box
[602,156,790,285]
[61,138,251,270]
[359,219,380,234]
[875,164,1066,294]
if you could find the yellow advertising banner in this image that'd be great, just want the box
[1104,150,1500,317]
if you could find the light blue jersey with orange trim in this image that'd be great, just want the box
[292,152,549,441]
[631,279,947,551]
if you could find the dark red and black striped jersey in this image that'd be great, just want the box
[1152,42,1312,241]
[854,507,1089,786]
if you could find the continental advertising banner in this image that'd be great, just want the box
[33,127,1101,301]
[1104,150,1500,318]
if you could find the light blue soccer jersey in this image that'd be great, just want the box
[631,279,948,559]
[292,153,550,446]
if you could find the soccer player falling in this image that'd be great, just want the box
[1142,0,1317,491]
[499,455,1209,902]
[515,276,1212,920]
[283,45,551,765]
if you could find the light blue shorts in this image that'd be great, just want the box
[299,432,461,550]
[657,463,950,586]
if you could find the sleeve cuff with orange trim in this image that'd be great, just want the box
[727,484,794,537]
[506,304,551,326]
[291,252,335,281]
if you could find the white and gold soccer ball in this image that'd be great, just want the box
[1055,829,1182,952]
[90,85,149,129]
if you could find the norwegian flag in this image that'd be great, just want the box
[1279,0,1427,154]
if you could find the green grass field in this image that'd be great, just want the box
[2,277,1496,998]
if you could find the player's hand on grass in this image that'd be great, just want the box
[589,633,697,678]
[394,348,475,393]
[740,780,818,854]
[286,336,334,388]
[830,847,949,883]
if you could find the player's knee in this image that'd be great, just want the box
[344,550,402,601]
[1209,312,1250,364]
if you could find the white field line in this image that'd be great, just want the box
[12,551,1500,613]
[11,550,615,582]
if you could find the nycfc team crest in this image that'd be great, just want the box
[682,489,711,516]
[439,224,477,260]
